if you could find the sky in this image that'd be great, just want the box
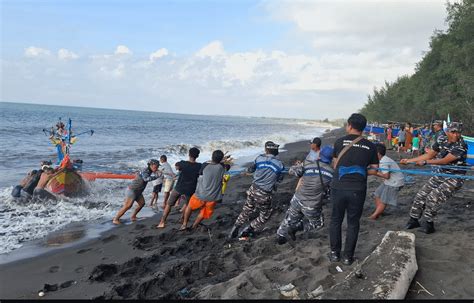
[0,0,454,119]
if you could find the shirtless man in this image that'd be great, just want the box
[32,166,58,201]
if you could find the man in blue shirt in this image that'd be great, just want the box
[229,141,284,239]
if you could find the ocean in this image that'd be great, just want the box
[0,102,330,256]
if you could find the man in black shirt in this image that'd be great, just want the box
[157,147,202,228]
[328,113,379,265]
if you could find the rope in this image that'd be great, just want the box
[372,167,474,180]
[227,165,473,180]
[393,161,473,171]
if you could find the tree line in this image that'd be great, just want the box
[360,0,474,136]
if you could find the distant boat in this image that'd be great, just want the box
[364,125,385,135]
[463,135,474,166]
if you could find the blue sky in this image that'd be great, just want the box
[1,0,451,119]
[2,0,289,56]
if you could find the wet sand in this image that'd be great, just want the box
[1,128,473,299]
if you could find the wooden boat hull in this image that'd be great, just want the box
[46,169,89,197]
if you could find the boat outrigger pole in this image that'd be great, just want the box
[45,118,94,165]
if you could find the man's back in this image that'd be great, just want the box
[250,154,284,192]
[331,134,379,190]
[175,161,202,196]
[195,162,225,202]
[294,160,333,204]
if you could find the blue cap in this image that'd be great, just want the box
[319,145,334,164]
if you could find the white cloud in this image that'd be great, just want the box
[57,48,79,60]
[115,45,132,55]
[149,48,169,61]
[265,0,449,52]
[5,2,453,119]
[24,46,51,58]
[196,41,225,59]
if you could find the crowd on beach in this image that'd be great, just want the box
[110,113,469,265]
[11,113,469,266]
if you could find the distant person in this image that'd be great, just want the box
[405,126,413,152]
[306,137,322,161]
[16,160,52,198]
[369,144,404,220]
[401,122,467,234]
[328,113,379,265]
[397,127,406,153]
[431,120,447,148]
[157,147,202,228]
[149,168,164,208]
[113,159,160,224]
[180,150,226,230]
[159,155,176,207]
[32,165,58,201]
[276,146,334,244]
[229,141,284,239]
[11,170,38,198]
[172,163,184,209]
[386,125,393,149]
[411,133,421,157]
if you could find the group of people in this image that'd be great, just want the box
[11,160,63,201]
[16,112,466,266]
[386,121,446,157]
[112,112,468,265]
[112,148,233,230]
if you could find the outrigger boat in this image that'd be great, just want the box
[42,118,135,197]
[43,118,94,197]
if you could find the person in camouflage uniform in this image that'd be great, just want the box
[276,145,334,244]
[229,141,284,238]
[401,122,468,234]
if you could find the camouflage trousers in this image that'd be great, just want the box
[409,175,463,222]
[277,195,323,238]
[234,184,273,232]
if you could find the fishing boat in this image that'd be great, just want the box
[463,135,474,166]
[364,125,385,135]
[43,118,94,197]
[46,168,89,197]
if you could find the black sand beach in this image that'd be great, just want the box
[1,128,473,299]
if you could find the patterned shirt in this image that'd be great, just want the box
[432,137,468,175]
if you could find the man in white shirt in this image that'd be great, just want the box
[369,144,404,219]
[159,155,176,207]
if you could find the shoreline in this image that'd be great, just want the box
[1,127,473,299]
[0,127,332,265]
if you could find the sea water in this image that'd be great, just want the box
[0,102,331,255]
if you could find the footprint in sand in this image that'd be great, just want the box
[101,234,118,243]
[49,265,60,273]
[77,248,93,254]
[75,266,84,273]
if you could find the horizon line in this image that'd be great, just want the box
[0,100,344,122]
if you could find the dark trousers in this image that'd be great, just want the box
[329,188,367,257]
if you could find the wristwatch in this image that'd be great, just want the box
[422,160,427,165]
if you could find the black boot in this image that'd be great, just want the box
[240,225,255,238]
[342,253,354,265]
[276,235,287,245]
[420,221,435,234]
[405,217,420,229]
[228,225,241,239]
[288,223,302,241]
[327,251,340,262]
